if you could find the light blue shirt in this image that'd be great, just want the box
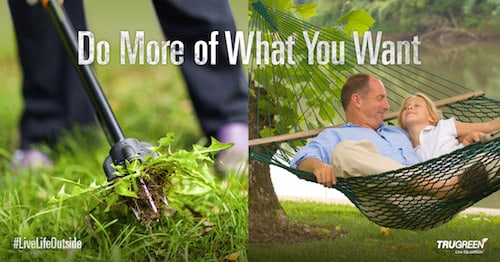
[290,123,420,168]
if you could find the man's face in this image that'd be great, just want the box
[359,77,390,129]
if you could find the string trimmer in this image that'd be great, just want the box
[41,0,166,222]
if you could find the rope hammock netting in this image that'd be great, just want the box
[248,1,499,230]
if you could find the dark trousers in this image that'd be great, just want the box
[9,0,248,149]
[152,0,248,138]
[8,0,96,149]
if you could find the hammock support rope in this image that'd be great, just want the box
[249,1,500,230]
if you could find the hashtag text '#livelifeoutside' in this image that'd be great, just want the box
[13,237,82,250]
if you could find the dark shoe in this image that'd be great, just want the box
[215,123,248,176]
[10,149,53,170]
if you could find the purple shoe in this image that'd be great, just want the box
[11,149,54,170]
[216,123,248,175]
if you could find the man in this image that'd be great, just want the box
[290,73,419,187]
[289,73,493,229]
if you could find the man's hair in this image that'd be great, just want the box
[340,73,372,110]
[397,92,443,129]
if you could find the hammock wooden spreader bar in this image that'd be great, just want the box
[249,90,485,147]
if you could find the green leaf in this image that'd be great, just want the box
[192,137,232,155]
[336,9,375,35]
[158,132,175,147]
[48,179,109,204]
[56,184,70,198]
[259,126,273,138]
[104,194,120,212]
[174,184,212,196]
[114,179,138,198]
[260,0,292,13]
[318,104,336,122]
[294,3,317,19]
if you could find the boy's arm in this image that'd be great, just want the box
[455,118,500,138]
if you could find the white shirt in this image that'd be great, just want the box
[414,118,464,161]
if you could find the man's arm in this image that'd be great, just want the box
[297,158,336,187]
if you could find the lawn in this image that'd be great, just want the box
[249,201,500,261]
[0,1,248,261]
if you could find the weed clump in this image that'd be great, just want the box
[50,132,232,226]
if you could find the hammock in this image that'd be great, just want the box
[249,1,500,230]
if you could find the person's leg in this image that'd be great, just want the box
[331,140,405,178]
[151,0,248,173]
[331,140,413,226]
[8,0,96,168]
[332,140,487,200]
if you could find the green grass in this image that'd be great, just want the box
[0,160,247,261]
[0,130,248,261]
[249,201,500,261]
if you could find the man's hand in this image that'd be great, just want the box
[297,158,336,187]
[460,131,485,146]
[313,162,336,187]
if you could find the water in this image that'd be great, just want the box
[419,42,500,100]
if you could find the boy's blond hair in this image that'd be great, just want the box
[398,92,443,129]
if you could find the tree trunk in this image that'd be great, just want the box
[248,78,293,244]
[248,157,295,244]
[248,79,336,244]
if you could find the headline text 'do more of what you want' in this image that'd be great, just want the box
[77,30,422,66]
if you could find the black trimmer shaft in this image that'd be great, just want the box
[43,0,125,145]
[42,0,139,181]
[42,0,162,220]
